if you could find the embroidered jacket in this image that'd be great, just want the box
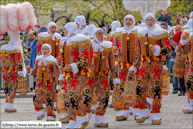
[59,34,93,78]
[37,32,61,58]
[0,44,23,75]
[132,27,171,69]
[29,55,59,81]
[92,41,115,77]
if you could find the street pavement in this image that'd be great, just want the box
[0,83,193,129]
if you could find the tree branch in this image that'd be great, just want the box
[89,0,113,19]
[108,0,116,19]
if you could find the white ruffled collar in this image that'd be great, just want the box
[92,40,112,52]
[36,55,57,66]
[38,32,61,41]
[1,43,21,51]
[66,34,89,46]
[137,25,167,37]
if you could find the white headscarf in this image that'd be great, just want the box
[75,15,86,31]
[47,22,57,41]
[124,15,135,30]
[92,28,103,43]
[87,24,96,35]
[92,28,104,52]
[187,19,193,30]
[62,22,77,46]
[111,21,121,34]
[38,44,52,66]
[138,13,167,37]
[64,22,77,38]
[190,11,193,19]
[144,13,156,31]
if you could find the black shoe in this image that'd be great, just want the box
[178,92,185,96]
[172,90,178,94]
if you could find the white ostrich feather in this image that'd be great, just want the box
[0,5,8,35]
[7,4,18,31]
[17,3,29,32]
[123,0,171,19]
[23,2,37,30]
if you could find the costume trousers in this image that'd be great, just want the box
[136,61,163,114]
[83,75,110,116]
[33,80,56,118]
[3,72,18,104]
[186,65,193,104]
[63,79,76,121]
[66,76,87,118]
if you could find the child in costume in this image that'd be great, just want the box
[27,44,59,121]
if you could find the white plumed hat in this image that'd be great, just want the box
[0,2,37,35]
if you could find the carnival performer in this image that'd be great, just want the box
[37,22,61,110]
[85,24,101,113]
[107,20,121,45]
[182,11,193,30]
[107,21,121,108]
[82,28,117,127]
[0,29,26,112]
[75,15,88,35]
[26,44,59,121]
[129,13,171,125]
[87,24,96,40]
[59,22,93,129]
[0,2,36,112]
[176,19,193,114]
[37,22,61,58]
[112,15,140,121]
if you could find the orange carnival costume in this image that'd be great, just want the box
[0,2,36,112]
[82,28,117,127]
[37,22,61,109]
[130,13,171,125]
[112,15,140,121]
[59,22,93,129]
[107,21,121,108]
[28,44,60,121]
[177,20,193,113]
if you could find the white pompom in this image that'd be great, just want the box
[158,0,171,10]
[23,2,37,30]
[123,0,171,18]
[7,4,18,31]
[0,5,8,35]
[17,3,29,32]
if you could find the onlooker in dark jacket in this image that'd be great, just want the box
[157,9,172,26]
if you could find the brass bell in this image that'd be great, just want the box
[126,37,130,41]
[145,42,148,45]
[157,58,160,62]
[60,49,63,53]
[102,56,105,60]
[87,72,90,77]
[56,43,58,46]
[8,69,11,74]
[42,67,45,71]
[148,59,150,63]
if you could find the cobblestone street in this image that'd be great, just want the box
[0,84,193,129]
